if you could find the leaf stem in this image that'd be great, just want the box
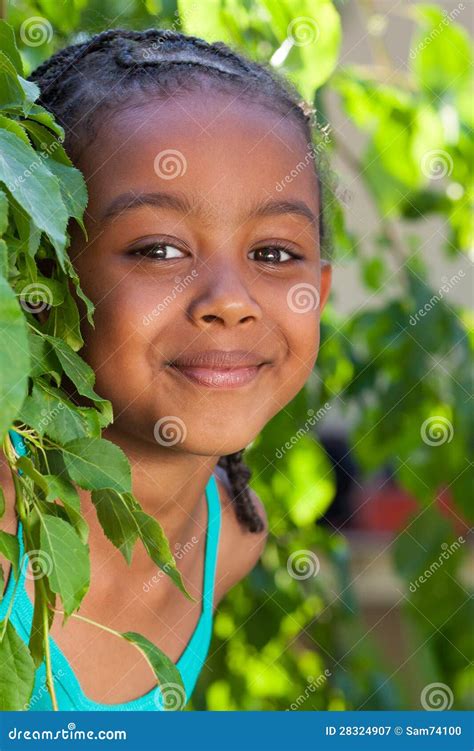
[40,580,58,711]
[50,607,122,640]
[2,434,58,709]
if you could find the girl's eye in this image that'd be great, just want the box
[132,243,185,260]
[249,245,300,264]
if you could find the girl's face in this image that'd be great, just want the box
[69,90,331,456]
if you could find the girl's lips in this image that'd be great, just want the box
[169,364,266,389]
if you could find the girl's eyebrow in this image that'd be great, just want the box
[101,190,317,227]
[101,190,195,223]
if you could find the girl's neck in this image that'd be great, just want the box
[97,424,220,547]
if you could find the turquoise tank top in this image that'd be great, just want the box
[0,433,222,711]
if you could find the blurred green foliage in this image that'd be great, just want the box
[4,0,472,710]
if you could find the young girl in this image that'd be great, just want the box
[0,27,331,711]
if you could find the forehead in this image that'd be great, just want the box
[80,91,319,224]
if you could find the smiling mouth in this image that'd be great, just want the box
[168,363,268,389]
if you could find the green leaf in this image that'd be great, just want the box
[131,506,191,600]
[122,631,185,704]
[0,620,35,710]
[43,334,112,424]
[0,530,20,580]
[362,256,386,291]
[0,486,5,519]
[410,5,472,100]
[39,514,90,618]
[0,21,24,76]
[27,330,61,382]
[18,381,92,443]
[0,115,30,147]
[0,275,29,442]
[45,291,84,351]
[0,189,8,237]
[67,262,94,326]
[61,438,132,493]
[0,129,68,268]
[21,120,88,227]
[28,574,55,668]
[91,488,139,564]
[0,238,7,277]
[8,196,42,258]
[0,50,27,109]
[274,0,342,99]
[16,455,48,493]
[22,103,65,140]
[44,475,88,544]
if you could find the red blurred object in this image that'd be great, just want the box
[351,477,468,535]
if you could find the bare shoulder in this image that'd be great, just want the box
[213,464,268,605]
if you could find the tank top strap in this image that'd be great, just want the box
[202,472,222,613]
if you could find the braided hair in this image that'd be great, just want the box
[28,27,333,534]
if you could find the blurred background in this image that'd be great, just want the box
[3,0,472,711]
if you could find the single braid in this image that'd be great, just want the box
[28,26,333,533]
[217,452,264,533]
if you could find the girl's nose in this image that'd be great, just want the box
[187,267,262,329]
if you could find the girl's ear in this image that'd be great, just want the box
[319,260,332,313]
